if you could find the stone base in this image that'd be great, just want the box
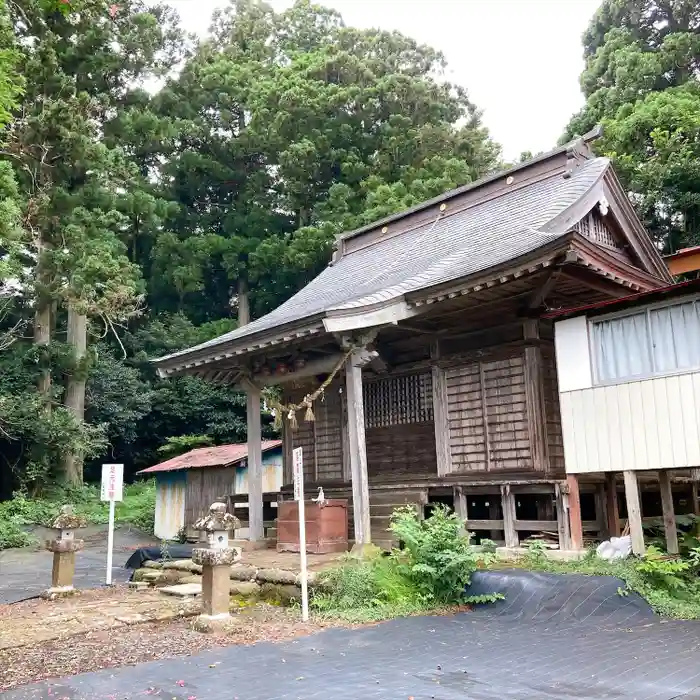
[349,542,382,560]
[41,585,77,600]
[192,612,239,633]
[128,581,150,591]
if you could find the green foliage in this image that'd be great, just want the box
[507,545,700,620]
[566,0,700,251]
[0,480,156,549]
[152,0,498,320]
[312,505,501,621]
[0,0,494,493]
[157,434,213,458]
[390,504,489,605]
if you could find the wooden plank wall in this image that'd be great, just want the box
[314,385,344,481]
[285,383,343,482]
[364,371,437,478]
[446,353,534,473]
[185,467,235,526]
[366,422,437,478]
[542,345,565,475]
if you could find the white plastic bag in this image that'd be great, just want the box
[596,535,632,561]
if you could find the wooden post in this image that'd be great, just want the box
[453,486,468,536]
[246,383,264,542]
[281,419,293,487]
[432,365,452,476]
[555,482,570,550]
[623,470,645,555]
[658,471,679,555]
[500,484,518,548]
[566,475,584,550]
[691,480,699,516]
[488,498,501,542]
[340,386,351,482]
[346,352,371,545]
[595,482,609,540]
[605,473,620,538]
[523,320,549,472]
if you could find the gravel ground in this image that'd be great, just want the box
[0,601,346,691]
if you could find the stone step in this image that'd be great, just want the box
[159,583,202,598]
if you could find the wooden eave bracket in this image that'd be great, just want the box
[155,324,326,378]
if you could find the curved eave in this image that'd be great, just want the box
[154,319,326,378]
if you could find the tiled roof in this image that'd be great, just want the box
[155,155,611,368]
[137,440,282,474]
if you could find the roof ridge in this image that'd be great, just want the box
[337,126,603,244]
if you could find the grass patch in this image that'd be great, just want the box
[0,480,156,549]
[504,543,700,619]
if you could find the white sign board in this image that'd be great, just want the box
[101,463,124,502]
[292,447,304,502]
[291,446,309,621]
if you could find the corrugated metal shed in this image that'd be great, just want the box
[137,440,282,475]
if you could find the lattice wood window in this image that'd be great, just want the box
[364,372,433,428]
[576,211,622,250]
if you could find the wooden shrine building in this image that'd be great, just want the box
[153,130,672,550]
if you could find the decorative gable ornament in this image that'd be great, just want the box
[598,196,610,217]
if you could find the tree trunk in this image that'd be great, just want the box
[237,276,250,327]
[34,301,52,404]
[62,306,87,485]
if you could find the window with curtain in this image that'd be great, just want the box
[591,299,700,384]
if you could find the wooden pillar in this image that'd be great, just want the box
[595,482,608,540]
[432,365,452,476]
[566,475,584,550]
[691,480,699,516]
[500,484,518,548]
[246,384,264,542]
[659,471,679,555]
[281,419,293,487]
[488,498,501,542]
[346,352,371,545]
[605,473,620,538]
[555,482,570,550]
[623,470,645,555]
[453,486,468,535]
[523,320,549,472]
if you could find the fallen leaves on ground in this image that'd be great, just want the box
[0,604,348,691]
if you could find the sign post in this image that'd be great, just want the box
[292,447,309,621]
[101,463,124,585]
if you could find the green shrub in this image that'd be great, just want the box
[0,514,36,549]
[503,544,700,619]
[390,504,491,605]
[312,504,501,621]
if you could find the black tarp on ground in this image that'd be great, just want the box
[4,570,700,699]
[123,545,195,570]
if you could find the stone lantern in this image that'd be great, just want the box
[192,502,241,627]
[43,505,87,598]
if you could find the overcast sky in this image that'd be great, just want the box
[164,0,602,159]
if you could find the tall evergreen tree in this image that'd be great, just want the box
[4,0,184,484]
[566,0,700,252]
[152,0,499,322]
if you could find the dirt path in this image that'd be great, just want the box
[0,587,346,691]
[0,526,158,604]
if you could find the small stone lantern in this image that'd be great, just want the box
[43,505,87,598]
[192,502,241,627]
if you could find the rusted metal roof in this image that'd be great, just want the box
[137,440,282,475]
[543,279,700,320]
